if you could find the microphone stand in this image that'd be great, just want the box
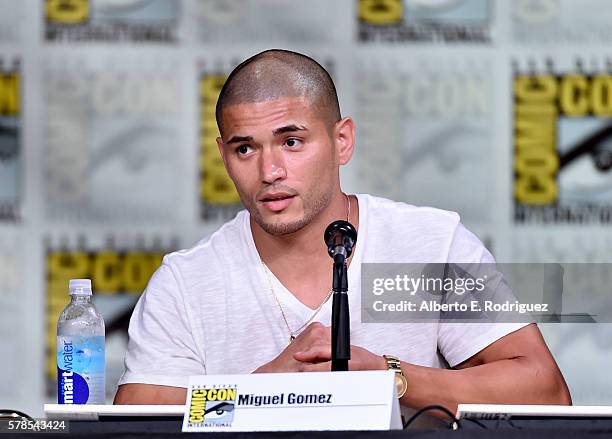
[331,252,350,371]
[325,219,356,372]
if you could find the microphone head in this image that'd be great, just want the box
[324,220,358,259]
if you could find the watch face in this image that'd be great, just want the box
[395,374,408,398]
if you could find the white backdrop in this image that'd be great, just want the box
[1,0,612,415]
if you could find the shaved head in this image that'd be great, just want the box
[215,49,341,135]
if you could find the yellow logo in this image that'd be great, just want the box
[45,0,89,24]
[359,0,403,25]
[189,386,237,426]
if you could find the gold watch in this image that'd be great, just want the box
[383,355,407,399]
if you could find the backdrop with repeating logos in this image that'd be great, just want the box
[1,0,612,415]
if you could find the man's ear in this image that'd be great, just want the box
[216,136,227,168]
[333,117,356,165]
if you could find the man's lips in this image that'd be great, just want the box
[258,193,296,212]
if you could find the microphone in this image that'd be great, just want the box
[324,220,357,264]
[324,220,357,372]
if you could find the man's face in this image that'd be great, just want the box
[217,96,338,235]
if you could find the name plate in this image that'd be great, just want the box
[182,370,401,432]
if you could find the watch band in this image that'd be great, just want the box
[383,354,402,371]
[383,354,407,399]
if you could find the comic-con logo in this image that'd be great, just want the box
[358,0,491,43]
[45,236,174,395]
[44,0,178,43]
[188,385,237,427]
[512,0,612,44]
[198,70,242,222]
[0,63,19,161]
[514,61,612,223]
[0,59,20,221]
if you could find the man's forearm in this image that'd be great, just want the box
[400,356,571,412]
[114,384,187,405]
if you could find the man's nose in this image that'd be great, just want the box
[260,147,287,183]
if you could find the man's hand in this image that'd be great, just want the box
[253,322,331,372]
[253,322,386,373]
[254,323,570,413]
[293,343,386,371]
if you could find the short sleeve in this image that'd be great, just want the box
[118,262,205,388]
[438,222,529,367]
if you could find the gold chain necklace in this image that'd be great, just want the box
[260,193,351,344]
[261,261,333,344]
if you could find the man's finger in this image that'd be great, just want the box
[293,345,331,363]
[296,323,332,344]
[300,361,332,372]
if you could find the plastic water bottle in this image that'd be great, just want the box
[57,279,105,404]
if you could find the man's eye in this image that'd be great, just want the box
[285,138,301,148]
[237,145,252,155]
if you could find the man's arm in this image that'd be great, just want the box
[295,323,571,412]
[113,263,205,405]
[397,324,571,412]
[114,384,187,405]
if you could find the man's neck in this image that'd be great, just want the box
[251,193,359,279]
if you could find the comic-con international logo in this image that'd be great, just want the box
[44,236,172,395]
[513,61,612,224]
[188,385,237,427]
[198,69,242,222]
[0,59,20,221]
[358,0,491,43]
[0,63,19,162]
[44,0,178,43]
[512,0,612,44]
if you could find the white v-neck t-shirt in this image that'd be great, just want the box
[118,194,526,388]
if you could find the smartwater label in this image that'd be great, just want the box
[57,335,105,404]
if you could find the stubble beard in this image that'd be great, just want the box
[247,187,333,236]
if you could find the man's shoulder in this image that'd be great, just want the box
[162,210,250,271]
[362,194,460,229]
[359,194,467,262]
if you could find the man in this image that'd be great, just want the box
[114,49,571,411]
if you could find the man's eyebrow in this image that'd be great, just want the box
[225,125,306,144]
[226,135,253,145]
[273,124,307,136]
